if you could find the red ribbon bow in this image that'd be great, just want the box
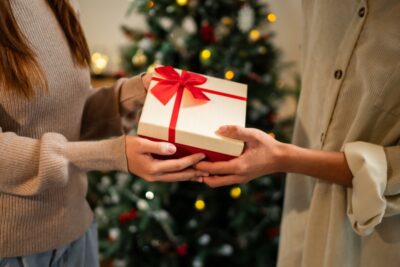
[151,66,210,105]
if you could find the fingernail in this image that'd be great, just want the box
[163,143,176,154]
[192,177,203,183]
[217,126,228,134]
[199,154,206,160]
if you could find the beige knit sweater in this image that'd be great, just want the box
[0,0,146,257]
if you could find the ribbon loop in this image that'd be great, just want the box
[151,66,210,105]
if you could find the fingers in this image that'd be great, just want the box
[217,125,259,142]
[203,175,246,188]
[154,153,206,173]
[155,168,209,182]
[195,159,239,175]
[136,137,177,155]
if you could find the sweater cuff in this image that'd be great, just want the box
[65,135,128,173]
[119,75,147,115]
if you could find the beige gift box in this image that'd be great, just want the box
[138,66,247,162]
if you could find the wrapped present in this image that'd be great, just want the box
[138,66,247,162]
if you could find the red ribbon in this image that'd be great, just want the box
[150,66,246,143]
[151,66,210,105]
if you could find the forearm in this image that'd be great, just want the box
[279,144,353,187]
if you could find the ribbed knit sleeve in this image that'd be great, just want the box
[0,129,128,197]
[80,75,146,140]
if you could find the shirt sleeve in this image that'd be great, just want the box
[0,127,128,197]
[343,141,400,236]
[80,75,147,140]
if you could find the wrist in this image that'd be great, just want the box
[272,142,299,173]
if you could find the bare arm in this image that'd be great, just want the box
[195,125,353,187]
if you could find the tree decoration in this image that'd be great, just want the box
[131,49,148,67]
[238,4,255,33]
[230,187,242,199]
[194,198,206,211]
[89,0,295,266]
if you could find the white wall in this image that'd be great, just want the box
[78,0,302,86]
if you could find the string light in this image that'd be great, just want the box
[195,199,206,211]
[230,187,242,199]
[249,29,261,42]
[91,52,109,74]
[176,0,189,6]
[200,49,212,60]
[147,1,155,8]
[225,70,235,80]
[145,191,154,200]
[266,13,277,23]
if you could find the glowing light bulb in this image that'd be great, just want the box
[230,187,242,199]
[249,29,261,42]
[195,199,206,211]
[200,49,212,60]
[225,70,235,80]
[267,13,277,23]
[176,0,189,6]
[147,1,155,8]
[91,52,109,74]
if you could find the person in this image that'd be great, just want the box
[196,1,400,266]
[0,0,207,266]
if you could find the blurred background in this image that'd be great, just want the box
[79,0,302,266]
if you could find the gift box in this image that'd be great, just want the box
[137,66,247,162]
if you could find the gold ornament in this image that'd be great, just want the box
[176,0,189,6]
[249,29,261,42]
[225,70,235,80]
[195,199,206,211]
[266,13,277,23]
[221,16,233,26]
[230,187,242,199]
[91,52,109,74]
[132,49,148,67]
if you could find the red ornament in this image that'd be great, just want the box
[118,209,138,224]
[144,32,156,40]
[265,226,280,239]
[176,243,189,256]
[200,22,216,44]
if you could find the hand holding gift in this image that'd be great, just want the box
[195,125,283,187]
[138,66,248,162]
[125,135,208,182]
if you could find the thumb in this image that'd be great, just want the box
[216,125,258,142]
[137,138,177,155]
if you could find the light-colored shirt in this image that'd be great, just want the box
[0,0,145,257]
[277,1,400,266]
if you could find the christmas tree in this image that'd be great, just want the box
[88,1,293,266]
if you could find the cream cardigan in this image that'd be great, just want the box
[278,1,400,266]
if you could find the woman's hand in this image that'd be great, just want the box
[195,125,285,188]
[141,72,153,90]
[196,125,354,188]
[125,135,208,182]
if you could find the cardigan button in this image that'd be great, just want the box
[358,7,366,17]
[334,69,343,80]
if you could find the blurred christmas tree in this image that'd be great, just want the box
[88,0,295,266]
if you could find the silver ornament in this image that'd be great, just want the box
[238,4,255,33]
